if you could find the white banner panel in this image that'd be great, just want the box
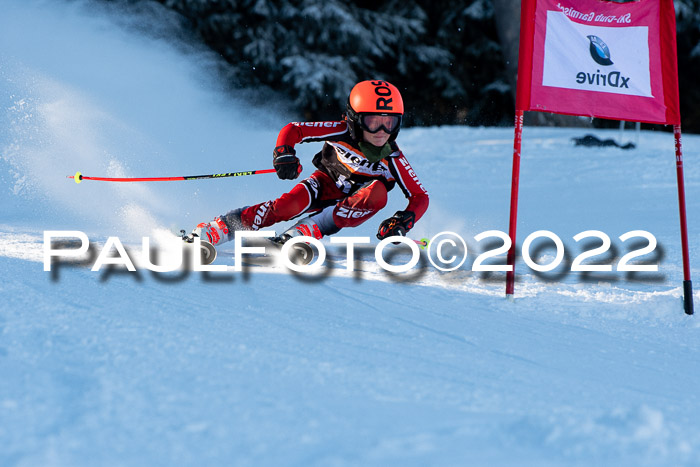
[542,11,652,97]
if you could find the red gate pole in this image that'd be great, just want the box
[673,125,694,315]
[506,111,524,297]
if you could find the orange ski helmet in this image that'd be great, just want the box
[346,80,404,142]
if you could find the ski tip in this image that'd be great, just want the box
[73,171,83,184]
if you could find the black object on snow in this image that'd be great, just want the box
[572,134,635,150]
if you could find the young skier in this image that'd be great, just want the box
[188,79,429,246]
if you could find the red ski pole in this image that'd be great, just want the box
[413,238,429,249]
[68,169,277,184]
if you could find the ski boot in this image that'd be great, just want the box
[179,217,226,265]
[271,215,338,266]
[183,208,249,246]
[180,208,248,265]
[273,217,324,245]
[187,217,230,246]
[273,207,339,245]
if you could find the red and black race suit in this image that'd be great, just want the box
[276,121,429,222]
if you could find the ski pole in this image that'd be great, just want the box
[68,169,277,184]
[414,238,429,249]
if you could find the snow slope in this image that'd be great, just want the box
[1,1,700,465]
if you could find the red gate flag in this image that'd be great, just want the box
[508,0,693,314]
[517,0,680,124]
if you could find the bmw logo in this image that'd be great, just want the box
[587,35,613,66]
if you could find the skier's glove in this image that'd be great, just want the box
[273,145,301,180]
[376,210,416,240]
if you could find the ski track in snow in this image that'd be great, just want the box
[1,0,700,465]
[7,227,692,312]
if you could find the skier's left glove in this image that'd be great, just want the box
[273,145,301,180]
[376,210,416,240]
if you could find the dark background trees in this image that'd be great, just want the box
[117,0,700,132]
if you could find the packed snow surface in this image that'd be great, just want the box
[1,1,699,465]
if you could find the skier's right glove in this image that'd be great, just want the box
[376,210,416,240]
[273,145,301,180]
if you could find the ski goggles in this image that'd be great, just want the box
[359,114,402,134]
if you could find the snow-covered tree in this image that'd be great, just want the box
[148,0,509,125]
[114,0,700,130]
